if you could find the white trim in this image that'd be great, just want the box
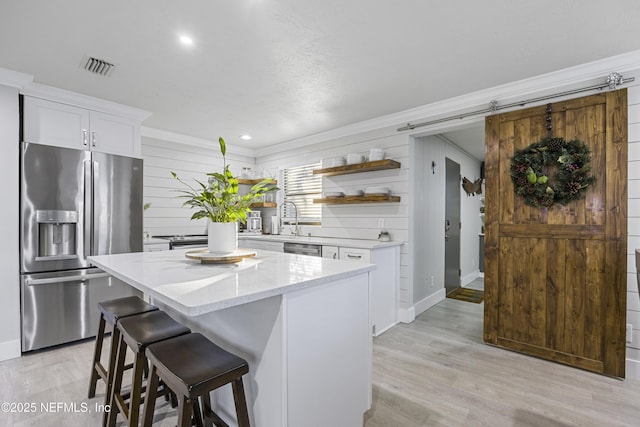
[398,306,415,324]
[142,126,256,158]
[21,82,151,121]
[256,49,640,157]
[0,67,33,88]
[626,357,640,381]
[414,288,447,317]
[0,339,21,362]
[374,321,399,337]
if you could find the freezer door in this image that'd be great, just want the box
[91,152,143,255]
[20,142,90,273]
[20,268,141,352]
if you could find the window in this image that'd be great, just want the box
[282,162,322,225]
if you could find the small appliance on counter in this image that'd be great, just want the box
[246,211,262,234]
[271,215,280,235]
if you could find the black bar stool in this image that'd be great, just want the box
[142,332,251,427]
[88,296,159,404]
[107,310,191,427]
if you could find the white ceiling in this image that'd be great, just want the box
[1,0,640,152]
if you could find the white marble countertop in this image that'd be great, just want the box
[89,249,375,316]
[238,234,404,249]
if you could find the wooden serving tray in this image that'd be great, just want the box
[185,248,257,264]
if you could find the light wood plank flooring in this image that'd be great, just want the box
[364,279,640,426]
[1,279,639,426]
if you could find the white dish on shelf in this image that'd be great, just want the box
[369,148,385,161]
[346,154,363,165]
[324,191,344,198]
[365,186,389,195]
[344,189,364,197]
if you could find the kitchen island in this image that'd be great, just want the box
[89,248,375,427]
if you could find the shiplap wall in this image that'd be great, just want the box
[256,130,412,309]
[626,76,640,378]
[142,137,255,237]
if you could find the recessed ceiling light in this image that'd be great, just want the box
[179,35,193,46]
[240,134,252,140]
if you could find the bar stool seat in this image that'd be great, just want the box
[108,310,191,427]
[88,296,159,401]
[142,332,251,427]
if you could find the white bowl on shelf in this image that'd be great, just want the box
[369,148,385,161]
[324,191,344,198]
[344,189,364,197]
[346,153,363,165]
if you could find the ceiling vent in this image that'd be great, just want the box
[81,55,115,77]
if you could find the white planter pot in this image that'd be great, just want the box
[208,222,238,253]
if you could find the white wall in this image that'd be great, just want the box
[625,73,640,379]
[0,84,20,360]
[411,135,482,313]
[142,137,256,237]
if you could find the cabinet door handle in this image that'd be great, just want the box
[333,253,337,259]
[91,131,96,147]
[347,254,362,259]
[82,129,88,146]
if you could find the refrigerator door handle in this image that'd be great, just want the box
[92,160,99,255]
[83,159,92,260]
[25,272,111,286]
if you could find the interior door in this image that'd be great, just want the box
[445,158,461,294]
[483,90,628,377]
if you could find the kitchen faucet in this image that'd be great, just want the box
[280,200,300,236]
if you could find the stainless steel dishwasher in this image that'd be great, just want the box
[283,242,322,257]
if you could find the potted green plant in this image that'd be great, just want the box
[171,137,277,253]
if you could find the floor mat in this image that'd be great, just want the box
[446,287,484,304]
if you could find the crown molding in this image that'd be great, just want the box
[0,67,33,88]
[256,49,640,157]
[141,126,256,159]
[20,82,151,121]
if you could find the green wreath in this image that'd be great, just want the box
[510,137,596,207]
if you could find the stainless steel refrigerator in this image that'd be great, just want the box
[20,142,143,351]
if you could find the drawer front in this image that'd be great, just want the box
[144,243,170,252]
[339,247,371,263]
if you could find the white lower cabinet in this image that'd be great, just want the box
[240,239,284,252]
[339,246,399,336]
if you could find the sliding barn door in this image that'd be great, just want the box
[483,90,628,377]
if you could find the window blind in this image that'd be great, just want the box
[282,162,322,224]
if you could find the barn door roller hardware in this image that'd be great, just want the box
[397,73,634,132]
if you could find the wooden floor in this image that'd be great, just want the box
[364,279,640,427]
[1,278,640,426]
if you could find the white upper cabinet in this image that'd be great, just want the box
[23,96,141,157]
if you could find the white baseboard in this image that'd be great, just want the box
[626,357,640,381]
[461,270,481,287]
[0,339,21,362]
[374,321,400,336]
[414,288,447,317]
[398,306,415,323]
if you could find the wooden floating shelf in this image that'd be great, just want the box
[313,159,401,176]
[249,202,277,208]
[313,195,401,205]
[237,178,278,185]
